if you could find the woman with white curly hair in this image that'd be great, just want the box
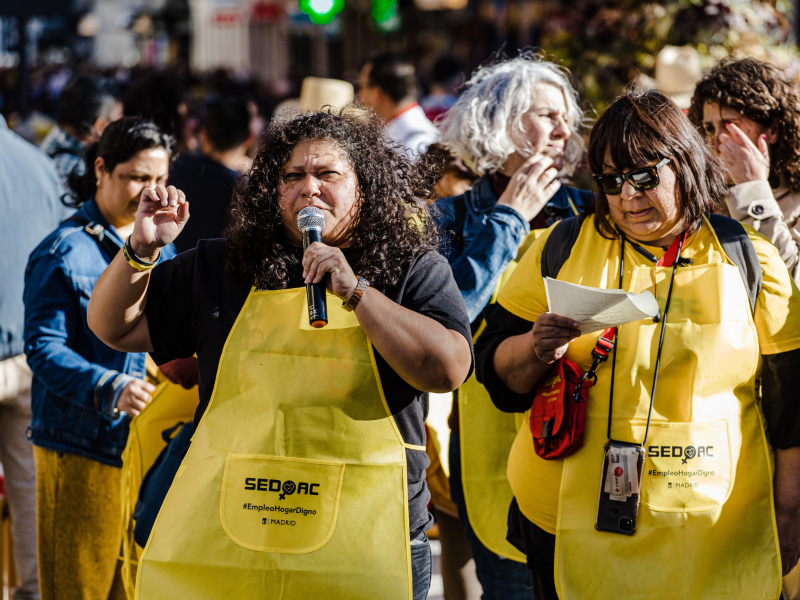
[433,54,591,599]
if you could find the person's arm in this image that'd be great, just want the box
[437,156,560,322]
[433,186,528,322]
[444,203,528,322]
[89,185,189,353]
[491,311,580,395]
[302,244,472,393]
[760,347,800,574]
[774,447,800,575]
[474,303,536,413]
[726,181,799,276]
[719,123,800,276]
[474,303,581,412]
[23,253,154,418]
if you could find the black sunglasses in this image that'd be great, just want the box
[593,158,671,195]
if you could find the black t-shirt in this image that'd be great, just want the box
[168,154,239,254]
[145,239,474,538]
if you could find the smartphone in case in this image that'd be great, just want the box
[595,441,645,535]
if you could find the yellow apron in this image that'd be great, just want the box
[134,288,413,599]
[118,378,199,600]
[785,567,800,599]
[542,219,781,599]
[459,229,544,562]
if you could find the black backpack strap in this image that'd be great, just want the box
[48,147,82,159]
[539,213,762,312]
[453,196,468,253]
[707,214,762,312]
[64,214,123,259]
[541,213,588,279]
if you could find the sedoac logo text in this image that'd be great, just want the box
[647,445,713,464]
[244,477,320,500]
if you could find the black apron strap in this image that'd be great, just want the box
[453,196,468,253]
[47,147,82,159]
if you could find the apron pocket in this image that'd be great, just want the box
[634,421,733,513]
[220,453,345,553]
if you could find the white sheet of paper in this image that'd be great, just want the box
[544,277,658,335]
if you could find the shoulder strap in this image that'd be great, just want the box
[48,147,82,159]
[64,214,123,259]
[707,214,762,312]
[453,196,467,253]
[541,213,588,279]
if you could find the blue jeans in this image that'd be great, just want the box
[449,432,533,600]
[411,531,432,600]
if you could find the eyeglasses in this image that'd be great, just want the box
[592,158,671,195]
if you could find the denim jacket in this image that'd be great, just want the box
[24,198,176,466]
[434,175,593,323]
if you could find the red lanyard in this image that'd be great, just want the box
[657,231,689,267]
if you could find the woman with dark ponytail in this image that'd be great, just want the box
[23,117,177,600]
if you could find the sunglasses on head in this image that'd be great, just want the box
[592,158,671,195]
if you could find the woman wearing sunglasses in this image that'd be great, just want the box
[475,89,800,599]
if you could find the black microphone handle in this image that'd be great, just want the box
[302,228,328,328]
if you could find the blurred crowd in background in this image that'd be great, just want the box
[0,0,798,188]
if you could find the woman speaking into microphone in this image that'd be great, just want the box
[88,109,474,600]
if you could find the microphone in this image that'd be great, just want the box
[297,207,328,329]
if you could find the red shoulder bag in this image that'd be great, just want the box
[529,328,617,460]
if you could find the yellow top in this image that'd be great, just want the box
[498,215,800,533]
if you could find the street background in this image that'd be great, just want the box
[1,1,800,599]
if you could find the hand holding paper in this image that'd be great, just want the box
[543,278,659,335]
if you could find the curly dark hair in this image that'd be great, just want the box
[589,90,727,239]
[688,57,800,192]
[224,108,441,291]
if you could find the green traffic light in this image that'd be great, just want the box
[299,0,344,24]
[371,0,397,23]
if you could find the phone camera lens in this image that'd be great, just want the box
[619,518,632,532]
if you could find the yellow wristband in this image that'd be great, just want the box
[123,238,158,271]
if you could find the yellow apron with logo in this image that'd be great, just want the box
[459,230,544,562]
[539,219,781,599]
[134,288,413,599]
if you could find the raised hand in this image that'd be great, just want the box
[131,185,189,261]
[719,122,770,185]
[497,155,561,222]
[302,241,359,300]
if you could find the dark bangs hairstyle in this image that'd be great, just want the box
[224,108,440,291]
[589,90,728,239]
[688,57,800,193]
[65,117,175,208]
